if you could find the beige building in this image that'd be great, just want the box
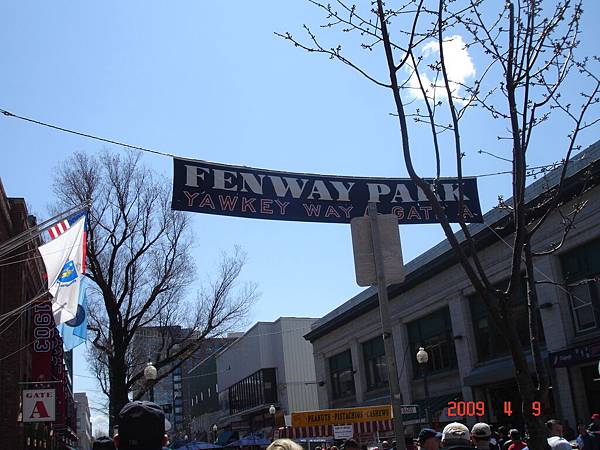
[75,393,92,450]
[305,140,600,432]
[214,317,320,441]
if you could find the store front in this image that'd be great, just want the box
[275,405,394,447]
[580,363,600,414]
[551,339,600,420]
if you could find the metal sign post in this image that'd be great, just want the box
[367,202,407,450]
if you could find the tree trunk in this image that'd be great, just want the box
[108,353,130,436]
[504,314,547,450]
[524,241,550,402]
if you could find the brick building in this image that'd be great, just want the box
[0,178,77,450]
[0,178,47,450]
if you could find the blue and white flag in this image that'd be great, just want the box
[39,215,87,325]
[59,277,88,351]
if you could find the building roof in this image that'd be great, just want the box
[305,139,600,342]
[213,316,319,357]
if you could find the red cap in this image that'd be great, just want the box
[591,413,600,420]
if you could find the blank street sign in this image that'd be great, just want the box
[350,213,405,287]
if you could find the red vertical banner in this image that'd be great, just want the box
[31,301,54,380]
[51,329,66,426]
[31,300,69,427]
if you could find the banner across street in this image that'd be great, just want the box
[171,157,483,224]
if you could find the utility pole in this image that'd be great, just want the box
[368,203,407,450]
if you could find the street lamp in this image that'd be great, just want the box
[144,362,158,402]
[416,347,431,425]
[269,405,277,430]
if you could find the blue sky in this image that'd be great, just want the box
[1,1,598,434]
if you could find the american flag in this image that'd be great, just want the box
[48,219,71,239]
[48,211,86,240]
[47,211,87,272]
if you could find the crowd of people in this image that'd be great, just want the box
[90,400,600,450]
[356,415,600,450]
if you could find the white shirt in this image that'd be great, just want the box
[548,436,572,450]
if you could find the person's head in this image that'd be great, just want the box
[591,414,600,425]
[382,441,391,450]
[471,423,491,448]
[344,439,360,450]
[441,423,472,449]
[418,428,442,450]
[268,439,304,450]
[94,436,116,450]
[114,401,168,450]
[497,427,508,439]
[509,430,521,442]
[546,419,563,438]
[331,446,339,450]
[577,424,587,435]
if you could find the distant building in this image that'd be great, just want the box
[132,327,237,436]
[213,318,319,442]
[305,140,600,433]
[132,326,187,430]
[75,393,92,450]
[185,336,239,440]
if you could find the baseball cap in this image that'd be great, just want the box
[419,428,443,444]
[118,401,169,449]
[471,423,492,438]
[93,436,115,450]
[591,414,600,420]
[344,439,360,450]
[442,422,472,449]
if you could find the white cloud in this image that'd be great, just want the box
[407,34,476,103]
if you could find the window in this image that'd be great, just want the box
[469,277,544,361]
[362,336,388,391]
[228,368,277,414]
[329,350,355,399]
[569,282,598,331]
[561,239,600,333]
[407,307,457,376]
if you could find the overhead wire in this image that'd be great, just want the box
[0,231,85,322]
[1,108,174,158]
[0,201,88,259]
[2,108,599,393]
[0,340,35,362]
[0,107,580,179]
[0,307,27,338]
[0,240,86,267]
[0,289,48,324]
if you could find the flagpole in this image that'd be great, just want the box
[0,201,89,259]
